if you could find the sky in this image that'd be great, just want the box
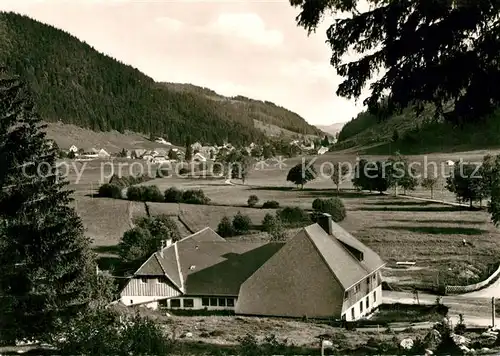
[1,0,367,126]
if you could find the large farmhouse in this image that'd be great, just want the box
[119,214,385,320]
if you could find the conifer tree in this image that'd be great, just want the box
[185,137,193,162]
[0,70,96,343]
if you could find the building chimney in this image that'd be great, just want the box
[317,213,333,235]
[159,240,165,258]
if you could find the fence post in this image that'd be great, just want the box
[492,297,496,328]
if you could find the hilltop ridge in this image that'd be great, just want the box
[0,12,320,147]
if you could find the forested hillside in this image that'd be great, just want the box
[336,106,500,155]
[0,12,318,146]
[160,83,320,136]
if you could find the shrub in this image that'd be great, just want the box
[312,197,346,222]
[232,212,252,233]
[156,167,170,178]
[55,309,172,355]
[277,206,310,227]
[217,216,234,237]
[126,186,143,201]
[262,200,280,209]
[179,167,189,175]
[269,218,288,242]
[247,195,259,207]
[164,187,183,203]
[98,183,122,199]
[142,185,164,202]
[134,214,180,242]
[118,227,153,262]
[127,185,163,202]
[182,189,210,205]
[262,213,277,233]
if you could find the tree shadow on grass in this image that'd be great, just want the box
[385,225,488,235]
[393,219,486,225]
[356,206,468,212]
[249,187,377,199]
[96,255,122,271]
[93,245,124,271]
[364,200,435,206]
[93,245,120,254]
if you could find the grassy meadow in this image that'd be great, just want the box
[61,149,500,289]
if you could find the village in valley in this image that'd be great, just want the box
[3,1,500,356]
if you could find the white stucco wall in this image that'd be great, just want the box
[342,285,382,321]
[120,295,237,311]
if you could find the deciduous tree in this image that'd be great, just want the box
[330,162,349,194]
[421,177,439,199]
[286,161,317,189]
[445,163,483,208]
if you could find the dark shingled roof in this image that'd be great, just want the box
[134,227,284,296]
[132,219,383,297]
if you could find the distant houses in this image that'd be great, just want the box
[317,147,329,155]
[155,137,172,146]
[193,152,207,162]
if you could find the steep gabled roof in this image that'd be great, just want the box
[179,240,283,295]
[131,227,283,296]
[304,223,385,290]
[328,220,385,274]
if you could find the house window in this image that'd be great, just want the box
[157,277,166,284]
[209,298,218,306]
[159,299,168,307]
[360,301,363,313]
[344,291,349,300]
[202,298,209,307]
[355,284,360,293]
[170,299,181,308]
[140,277,148,284]
[130,299,133,304]
[367,277,370,287]
[227,298,235,307]
[218,298,226,307]
[341,314,346,321]
[366,296,369,309]
[373,291,377,303]
[351,308,355,320]
[183,299,194,308]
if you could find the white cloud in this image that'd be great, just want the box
[203,13,283,47]
[279,59,334,82]
[155,16,183,32]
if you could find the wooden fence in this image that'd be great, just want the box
[445,264,500,294]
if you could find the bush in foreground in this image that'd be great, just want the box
[217,216,234,237]
[277,206,310,227]
[164,187,183,203]
[126,185,164,202]
[262,200,280,209]
[232,212,252,233]
[54,309,172,355]
[98,183,122,199]
[119,215,180,263]
[247,195,259,207]
[182,189,210,205]
[312,197,346,222]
